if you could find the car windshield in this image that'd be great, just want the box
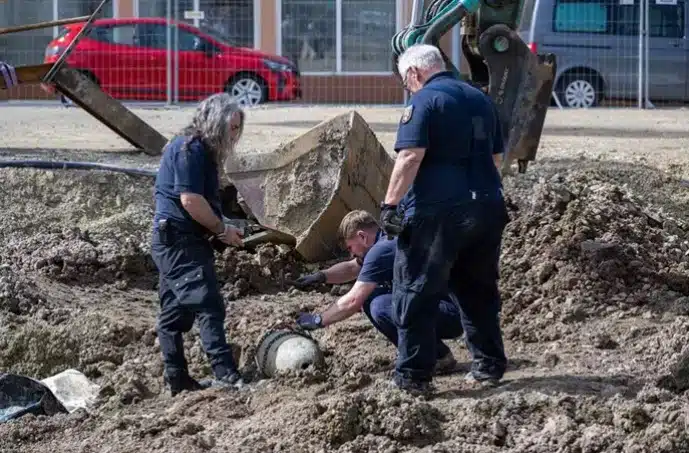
[197,25,236,46]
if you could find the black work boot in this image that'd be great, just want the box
[434,351,458,375]
[389,374,434,396]
[200,371,246,391]
[166,372,211,397]
[464,371,500,388]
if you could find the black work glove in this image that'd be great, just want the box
[293,271,326,289]
[380,203,403,238]
[296,313,323,331]
[209,235,228,253]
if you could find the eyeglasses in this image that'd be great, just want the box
[402,67,416,90]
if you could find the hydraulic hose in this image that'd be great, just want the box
[0,160,158,177]
[391,0,469,79]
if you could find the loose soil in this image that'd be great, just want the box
[2,108,689,453]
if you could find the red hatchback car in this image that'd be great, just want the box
[44,17,301,106]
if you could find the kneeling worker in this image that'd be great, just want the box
[293,210,463,374]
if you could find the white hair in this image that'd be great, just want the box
[397,44,446,79]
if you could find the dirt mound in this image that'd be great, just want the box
[3,161,689,452]
[215,243,306,298]
[500,167,689,343]
[3,228,155,287]
[0,265,46,315]
[0,168,310,294]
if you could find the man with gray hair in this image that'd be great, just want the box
[151,92,246,396]
[379,44,509,393]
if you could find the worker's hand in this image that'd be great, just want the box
[380,203,403,239]
[293,271,326,289]
[296,313,323,331]
[218,225,243,247]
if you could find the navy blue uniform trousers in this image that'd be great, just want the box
[151,229,237,380]
[392,198,509,383]
[362,288,464,359]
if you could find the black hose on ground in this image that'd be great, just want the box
[0,160,158,177]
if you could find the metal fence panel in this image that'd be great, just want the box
[0,0,685,107]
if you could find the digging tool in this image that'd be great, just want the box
[0,0,168,156]
[242,226,296,249]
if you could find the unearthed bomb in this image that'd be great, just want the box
[255,330,326,378]
[223,111,394,262]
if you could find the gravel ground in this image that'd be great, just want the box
[1,104,689,453]
[1,105,688,176]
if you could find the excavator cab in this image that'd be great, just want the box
[392,0,557,175]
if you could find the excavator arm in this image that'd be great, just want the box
[392,0,557,175]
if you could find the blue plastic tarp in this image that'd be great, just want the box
[0,373,68,423]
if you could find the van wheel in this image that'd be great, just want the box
[225,73,267,107]
[558,73,601,108]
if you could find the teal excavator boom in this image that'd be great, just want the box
[392,0,557,175]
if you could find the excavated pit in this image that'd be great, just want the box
[2,152,689,452]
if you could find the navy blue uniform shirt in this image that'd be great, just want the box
[394,71,505,217]
[357,230,396,289]
[153,135,222,233]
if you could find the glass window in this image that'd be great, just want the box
[553,0,611,33]
[341,0,396,72]
[649,3,684,37]
[139,0,254,48]
[0,0,54,65]
[138,0,178,17]
[197,0,254,48]
[88,24,137,46]
[616,2,684,37]
[134,23,169,49]
[553,0,685,37]
[57,0,114,21]
[178,29,203,51]
[281,0,337,72]
[112,25,137,46]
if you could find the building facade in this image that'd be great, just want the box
[1,0,463,103]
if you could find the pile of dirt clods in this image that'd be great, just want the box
[2,165,689,453]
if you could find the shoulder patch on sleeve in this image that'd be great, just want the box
[401,104,414,124]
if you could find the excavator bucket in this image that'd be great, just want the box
[479,24,556,175]
[222,111,394,262]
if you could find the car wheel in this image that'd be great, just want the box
[560,74,600,108]
[226,74,266,107]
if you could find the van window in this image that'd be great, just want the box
[552,0,684,36]
[616,3,684,37]
[553,0,611,33]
